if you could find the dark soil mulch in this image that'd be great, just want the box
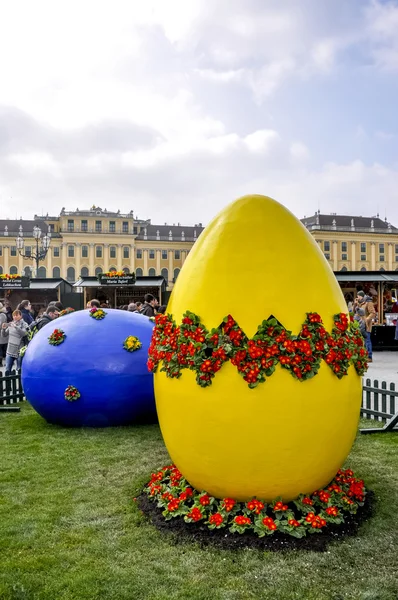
[137,491,375,552]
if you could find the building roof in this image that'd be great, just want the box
[302,212,398,234]
[0,219,61,238]
[74,276,166,288]
[135,223,204,242]
[335,271,398,282]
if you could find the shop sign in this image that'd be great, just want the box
[0,276,30,289]
[98,274,136,286]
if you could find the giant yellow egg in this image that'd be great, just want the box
[154,195,363,502]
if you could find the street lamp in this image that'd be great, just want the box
[16,225,51,277]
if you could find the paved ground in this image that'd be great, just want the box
[2,351,397,383]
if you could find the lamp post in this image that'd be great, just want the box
[16,225,51,277]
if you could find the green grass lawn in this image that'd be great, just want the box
[0,405,397,600]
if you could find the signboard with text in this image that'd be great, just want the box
[0,276,30,289]
[98,274,136,286]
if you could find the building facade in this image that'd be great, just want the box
[0,207,204,289]
[302,213,398,272]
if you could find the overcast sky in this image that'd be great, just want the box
[1,0,398,226]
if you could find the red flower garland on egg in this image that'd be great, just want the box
[147,311,368,388]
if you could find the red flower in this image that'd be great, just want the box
[326,506,339,517]
[302,497,313,505]
[167,499,180,512]
[273,501,288,511]
[262,517,277,530]
[288,519,300,527]
[187,507,203,522]
[209,513,224,526]
[234,515,251,526]
[222,498,236,512]
[199,494,211,506]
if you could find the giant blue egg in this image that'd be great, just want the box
[22,309,156,427]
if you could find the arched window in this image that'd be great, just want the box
[340,266,347,272]
[109,266,116,272]
[161,268,168,284]
[361,267,367,272]
[24,266,32,278]
[66,266,75,282]
[9,266,18,275]
[53,266,61,278]
[80,267,89,277]
[148,268,156,276]
[379,267,385,272]
[136,268,143,277]
[95,267,102,276]
[123,267,130,274]
[174,268,180,282]
[37,266,46,277]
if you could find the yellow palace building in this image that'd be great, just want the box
[0,206,204,291]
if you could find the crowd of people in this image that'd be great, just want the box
[0,293,164,374]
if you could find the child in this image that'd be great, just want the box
[0,309,28,373]
[354,308,367,338]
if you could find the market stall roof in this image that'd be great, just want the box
[335,271,398,282]
[74,276,166,288]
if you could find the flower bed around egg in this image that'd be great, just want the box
[137,465,372,550]
[148,311,368,388]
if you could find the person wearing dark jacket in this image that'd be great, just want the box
[140,294,157,317]
[18,299,34,325]
[35,305,60,331]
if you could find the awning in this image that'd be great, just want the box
[7,278,70,290]
[336,274,398,282]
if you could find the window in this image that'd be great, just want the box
[379,255,385,262]
[24,266,32,277]
[109,266,116,272]
[379,243,384,254]
[162,250,168,260]
[161,268,168,283]
[379,267,385,272]
[37,266,46,277]
[123,267,130,274]
[25,246,31,257]
[361,255,366,261]
[324,241,330,252]
[110,246,116,259]
[53,266,60,278]
[81,267,89,277]
[361,267,367,272]
[122,221,128,233]
[395,244,398,254]
[10,246,17,256]
[340,266,347,272]
[136,268,143,277]
[96,246,102,258]
[149,249,155,259]
[66,267,75,282]
[0,247,2,256]
[174,250,180,260]
[10,266,18,274]
[341,242,347,252]
[174,268,180,281]
[48,224,55,232]
[324,253,330,260]
[342,254,347,261]
[396,256,398,263]
[81,220,88,232]
[133,226,138,235]
[361,243,366,253]
[123,246,129,259]
[148,268,156,276]
[68,245,74,258]
[95,220,102,233]
[136,249,142,259]
[67,219,74,232]
[53,246,60,257]
[82,245,88,258]
[95,267,102,276]
[109,221,116,232]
